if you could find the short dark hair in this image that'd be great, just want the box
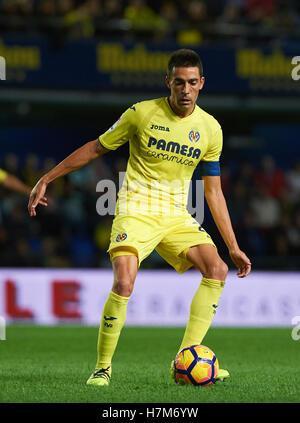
[167,49,203,78]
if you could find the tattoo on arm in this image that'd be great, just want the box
[95,139,110,156]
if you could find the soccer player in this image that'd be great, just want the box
[28,49,251,386]
[0,167,32,196]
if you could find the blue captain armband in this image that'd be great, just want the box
[199,161,221,176]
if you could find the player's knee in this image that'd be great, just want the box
[112,278,134,297]
[203,260,228,281]
[111,255,138,297]
[219,261,229,280]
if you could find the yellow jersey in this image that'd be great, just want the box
[99,97,222,215]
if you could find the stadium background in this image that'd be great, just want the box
[0,0,300,404]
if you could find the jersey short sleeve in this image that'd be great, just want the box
[99,105,138,151]
[0,168,8,184]
[199,126,223,176]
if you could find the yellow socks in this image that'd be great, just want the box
[95,279,224,371]
[96,290,129,372]
[178,277,225,352]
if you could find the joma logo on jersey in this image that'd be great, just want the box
[148,137,201,159]
[150,124,170,132]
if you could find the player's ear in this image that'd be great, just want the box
[165,75,171,89]
[199,76,205,90]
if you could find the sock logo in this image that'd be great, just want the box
[104,316,117,321]
[104,315,117,328]
[212,304,218,314]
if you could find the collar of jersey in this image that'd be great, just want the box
[164,97,197,122]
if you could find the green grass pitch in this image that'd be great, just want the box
[0,325,299,403]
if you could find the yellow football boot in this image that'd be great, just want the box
[86,366,111,387]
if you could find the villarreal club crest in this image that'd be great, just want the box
[116,233,127,242]
[188,130,200,144]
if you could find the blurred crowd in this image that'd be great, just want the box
[0,0,299,43]
[0,151,299,270]
[217,156,300,269]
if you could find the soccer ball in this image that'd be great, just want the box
[173,344,219,386]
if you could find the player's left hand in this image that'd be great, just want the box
[229,248,251,278]
[28,179,48,217]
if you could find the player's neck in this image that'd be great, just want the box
[168,97,195,118]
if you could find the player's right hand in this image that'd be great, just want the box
[28,179,48,217]
[229,248,252,278]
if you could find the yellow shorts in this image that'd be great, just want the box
[108,211,216,274]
